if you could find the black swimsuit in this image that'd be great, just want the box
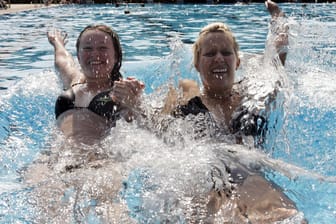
[172,97,265,191]
[55,88,120,121]
[172,96,267,143]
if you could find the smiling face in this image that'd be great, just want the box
[77,29,116,80]
[194,25,240,98]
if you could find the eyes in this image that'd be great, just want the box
[81,45,110,52]
[203,49,233,57]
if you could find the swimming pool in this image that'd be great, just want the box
[0,3,335,223]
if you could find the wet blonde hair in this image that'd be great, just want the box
[193,22,240,68]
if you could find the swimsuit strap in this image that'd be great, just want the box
[71,81,86,88]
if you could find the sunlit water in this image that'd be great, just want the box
[0,3,335,223]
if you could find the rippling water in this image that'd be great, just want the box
[0,3,336,223]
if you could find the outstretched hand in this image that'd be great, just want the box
[47,29,68,47]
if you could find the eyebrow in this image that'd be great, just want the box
[81,40,110,45]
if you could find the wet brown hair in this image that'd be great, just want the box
[193,22,240,68]
[76,24,123,82]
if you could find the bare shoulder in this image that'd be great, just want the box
[178,79,200,102]
[70,75,86,89]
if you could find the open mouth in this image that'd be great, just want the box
[90,61,103,65]
[212,68,228,77]
[212,68,227,73]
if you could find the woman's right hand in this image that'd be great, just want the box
[47,29,68,47]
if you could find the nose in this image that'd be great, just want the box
[90,48,101,59]
[214,52,225,62]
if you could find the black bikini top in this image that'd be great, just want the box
[173,96,209,117]
[172,96,266,138]
[55,88,120,121]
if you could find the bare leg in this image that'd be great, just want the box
[235,175,299,223]
[265,0,284,18]
[265,0,289,66]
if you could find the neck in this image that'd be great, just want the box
[203,88,232,101]
[85,76,112,91]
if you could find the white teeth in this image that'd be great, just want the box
[90,61,102,65]
[213,68,227,73]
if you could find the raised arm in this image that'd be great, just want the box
[265,0,289,66]
[47,30,84,89]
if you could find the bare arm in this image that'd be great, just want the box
[47,30,84,89]
[161,79,200,115]
[265,0,289,66]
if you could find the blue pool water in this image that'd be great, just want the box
[0,3,335,223]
